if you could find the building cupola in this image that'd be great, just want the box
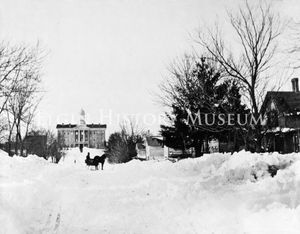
[79,108,86,125]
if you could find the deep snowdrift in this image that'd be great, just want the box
[0,149,300,234]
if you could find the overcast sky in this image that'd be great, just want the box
[0,0,299,136]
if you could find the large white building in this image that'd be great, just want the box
[56,109,106,149]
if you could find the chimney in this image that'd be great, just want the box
[292,78,299,92]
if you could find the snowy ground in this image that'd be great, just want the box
[1,148,300,234]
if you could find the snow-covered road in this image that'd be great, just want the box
[1,148,300,234]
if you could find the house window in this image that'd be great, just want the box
[294,134,299,152]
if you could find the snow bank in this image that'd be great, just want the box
[1,149,300,234]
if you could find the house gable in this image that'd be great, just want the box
[261,91,300,116]
[261,91,300,129]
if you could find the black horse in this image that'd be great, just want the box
[85,152,107,170]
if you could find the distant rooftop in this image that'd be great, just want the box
[145,136,163,147]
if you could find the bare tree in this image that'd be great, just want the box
[0,116,8,143]
[119,118,145,142]
[0,44,39,141]
[159,54,196,108]
[5,45,43,156]
[5,102,16,156]
[0,44,41,115]
[289,21,300,69]
[197,0,290,151]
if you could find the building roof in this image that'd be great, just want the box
[261,91,300,114]
[86,124,107,128]
[23,135,47,145]
[24,135,47,140]
[56,124,77,129]
[145,136,163,147]
[56,124,107,129]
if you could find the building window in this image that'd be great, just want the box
[75,130,78,142]
[84,130,88,141]
[80,130,83,141]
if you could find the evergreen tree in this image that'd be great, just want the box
[161,56,249,156]
[161,105,192,154]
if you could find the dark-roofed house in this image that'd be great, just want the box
[56,109,106,149]
[261,78,300,153]
[23,134,47,158]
